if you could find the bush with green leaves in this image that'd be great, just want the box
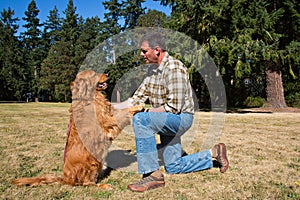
[244,96,266,108]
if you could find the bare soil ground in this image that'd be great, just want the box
[0,103,299,199]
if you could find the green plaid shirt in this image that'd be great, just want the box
[129,52,194,114]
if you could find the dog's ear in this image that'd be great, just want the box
[70,81,76,94]
[71,71,98,100]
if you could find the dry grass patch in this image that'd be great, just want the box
[0,103,299,199]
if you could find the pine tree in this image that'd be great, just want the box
[275,0,300,107]
[74,16,103,68]
[137,9,168,28]
[102,0,123,35]
[42,6,62,47]
[122,0,146,29]
[38,6,62,101]
[227,0,287,108]
[21,0,43,102]
[162,0,298,108]
[39,0,79,102]
[0,8,25,100]
[101,0,146,101]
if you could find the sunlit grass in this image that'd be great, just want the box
[0,103,299,199]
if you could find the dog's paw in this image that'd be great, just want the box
[105,132,118,141]
[129,103,145,115]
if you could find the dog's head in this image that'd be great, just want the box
[71,70,108,100]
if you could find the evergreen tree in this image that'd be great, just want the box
[275,0,300,107]
[122,0,146,29]
[226,0,287,108]
[102,0,123,35]
[38,6,62,101]
[162,0,299,108]
[21,0,43,102]
[101,0,124,102]
[74,16,103,68]
[101,0,146,101]
[137,9,168,28]
[42,6,62,47]
[161,0,235,106]
[0,8,25,100]
[61,0,79,43]
[39,0,79,102]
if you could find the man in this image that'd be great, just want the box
[114,32,228,192]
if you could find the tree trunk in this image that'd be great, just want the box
[116,89,121,103]
[265,61,287,108]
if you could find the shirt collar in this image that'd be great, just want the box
[147,52,169,75]
[157,52,169,72]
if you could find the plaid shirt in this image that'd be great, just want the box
[129,52,194,114]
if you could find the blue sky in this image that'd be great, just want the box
[0,0,171,33]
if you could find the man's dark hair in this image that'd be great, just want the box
[140,32,166,51]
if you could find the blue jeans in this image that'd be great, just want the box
[132,112,213,174]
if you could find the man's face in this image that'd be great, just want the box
[140,41,158,63]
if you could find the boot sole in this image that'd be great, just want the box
[219,143,229,173]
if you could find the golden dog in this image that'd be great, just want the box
[12,70,144,188]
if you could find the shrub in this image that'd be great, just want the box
[244,96,266,108]
[285,92,300,108]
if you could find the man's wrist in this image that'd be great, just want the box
[149,106,166,112]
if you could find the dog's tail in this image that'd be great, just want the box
[12,175,63,187]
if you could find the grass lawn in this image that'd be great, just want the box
[0,103,299,199]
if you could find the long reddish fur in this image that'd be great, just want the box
[12,70,142,188]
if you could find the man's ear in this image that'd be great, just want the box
[154,46,161,55]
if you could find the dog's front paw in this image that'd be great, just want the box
[105,132,117,141]
[129,103,145,115]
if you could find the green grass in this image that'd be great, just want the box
[0,103,299,199]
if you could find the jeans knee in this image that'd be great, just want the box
[133,112,150,126]
[132,112,141,124]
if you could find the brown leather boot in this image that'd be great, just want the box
[212,143,229,173]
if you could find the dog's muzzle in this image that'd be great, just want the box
[97,82,108,90]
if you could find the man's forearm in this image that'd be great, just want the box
[112,99,133,110]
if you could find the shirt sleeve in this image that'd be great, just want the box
[129,76,150,105]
